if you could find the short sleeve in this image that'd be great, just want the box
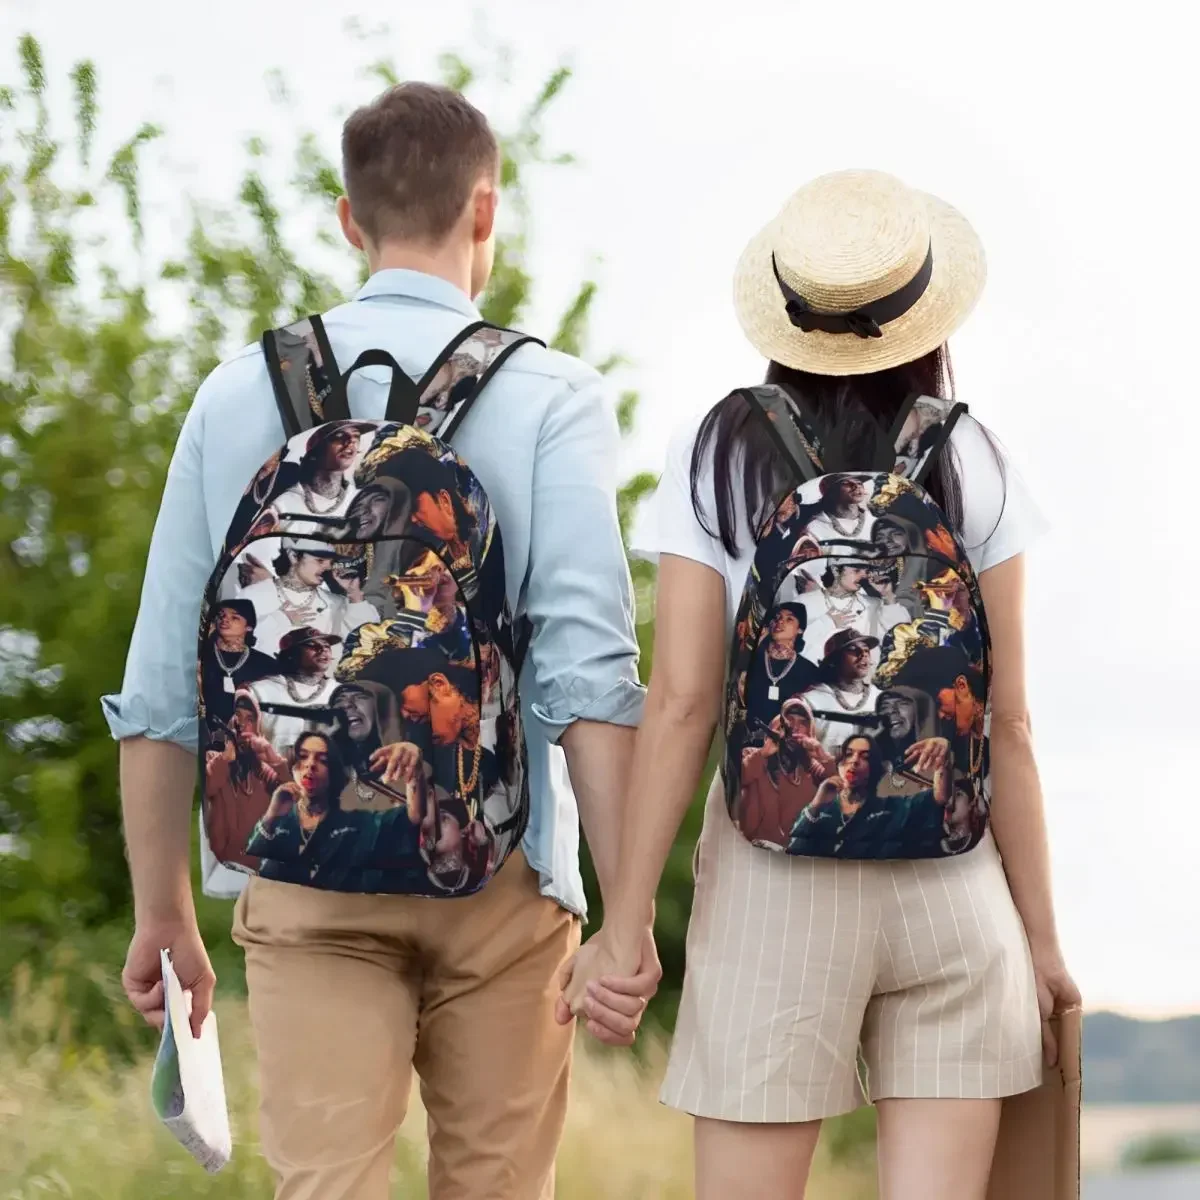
[631,420,724,574]
[953,414,1050,575]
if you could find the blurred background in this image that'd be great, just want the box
[0,1,1196,1196]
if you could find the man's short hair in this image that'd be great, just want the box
[342,82,499,245]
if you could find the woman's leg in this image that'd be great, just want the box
[695,1117,823,1200]
[863,842,1042,1200]
[875,1098,1001,1200]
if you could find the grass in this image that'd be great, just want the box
[0,967,877,1198]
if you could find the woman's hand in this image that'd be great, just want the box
[1030,941,1081,1066]
[555,927,661,1047]
[263,782,300,829]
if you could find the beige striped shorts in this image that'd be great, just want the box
[661,775,1043,1123]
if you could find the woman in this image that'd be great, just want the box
[247,730,421,891]
[203,689,289,871]
[560,170,1078,1200]
[787,731,954,858]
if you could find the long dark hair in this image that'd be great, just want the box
[690,345,1004,556]
[291,731,349,811]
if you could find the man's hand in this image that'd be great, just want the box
[123,919,215,1040]
[904,736,950,777]
[370,741,424,786]
[554,927,661,1047]
[332,567,365,603]
[238,553,271,589]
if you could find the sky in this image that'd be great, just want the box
[2,0,1197,1017]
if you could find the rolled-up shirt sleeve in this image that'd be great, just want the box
[524,374,646,741]
[100,387,217,753]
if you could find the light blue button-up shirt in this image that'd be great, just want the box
[101,269,645,917]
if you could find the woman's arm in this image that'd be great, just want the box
[608,552,727,947]
[559,553,727,1013]
[980,553,1081,1061]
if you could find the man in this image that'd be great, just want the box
[790,558,909,653]
[199,598,277,728]
[736,697,836,848]
[245,624,341,746]
[239,535,379,656]
[802,627,882,753]
[744,601,821,720]
[894,644,988,773]
[105,81,654,1200]
[798,473,875,560]
[235,420,374,586]
[203,689,289,871]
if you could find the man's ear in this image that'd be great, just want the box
[472,177,497,245]
[337,195,366,252]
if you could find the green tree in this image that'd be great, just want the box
[0,32,683,1049]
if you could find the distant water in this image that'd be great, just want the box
[1085,1166,1200,1199]
[1082,1105,1200,1172]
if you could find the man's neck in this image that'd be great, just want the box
[368,242,475,299]
[216,635,245,653]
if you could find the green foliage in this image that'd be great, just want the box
[1121,1132,1200,1168]
[821,1104,879,1165]
[0,33,667,1046]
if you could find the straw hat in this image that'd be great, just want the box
[733,170,985,376]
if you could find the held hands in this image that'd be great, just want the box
[555,927,662,1048]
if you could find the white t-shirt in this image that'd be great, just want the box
[632,407,1048,634]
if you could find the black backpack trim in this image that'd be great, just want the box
[739,386,821,485]
[442,334,539,441]
[910,401,968,488]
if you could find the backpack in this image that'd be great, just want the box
[722,385,992,860]
[197,314,541,896]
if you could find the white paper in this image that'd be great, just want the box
[150,948,232,1173]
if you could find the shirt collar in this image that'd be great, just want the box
[354,268,481,320]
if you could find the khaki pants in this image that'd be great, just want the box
[232,851,581,1200]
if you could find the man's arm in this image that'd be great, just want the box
[523,372,646,908]
[558,721,635,902]
[104,394,219,1037]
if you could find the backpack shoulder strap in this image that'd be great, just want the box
[262,314,350,438]
[739,384,825,485]
[889,393,969,486]
[410,321,544,441]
